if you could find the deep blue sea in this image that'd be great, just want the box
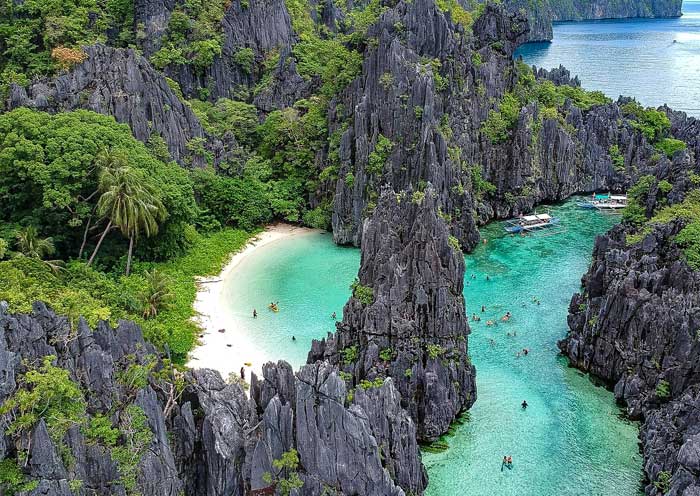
[516,0,700,116]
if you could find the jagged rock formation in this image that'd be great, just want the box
[329,1,666,249]
[560,145,700,495]
[162,0,311,109]
[0,302,426,495]
[310,185,476,441]
[6,45,231,167]
[134,0,176,57]
[504,0,683,41]
[4,1,679,253]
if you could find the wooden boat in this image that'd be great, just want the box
[504,213,561,233]
[594,194,627,210]
[578,193,627,210]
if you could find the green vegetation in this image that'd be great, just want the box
[149,0,229,73]
[379,347,393,361]
[656,380,671,400]
[367,135,394,175]
[646,191,700,268]
[448,235,461,253]
[622,175,656,226]
[0,0,135,100]
[621,101,686,157]
[656,137,687,158]
[350,279,374,305]
[0,459,38,495]
[111,405,153,493]
[427,343,446,360]
[0,355,86,449]
[0,228,251,361]
[188,98,259,148]
[609,144,625,172]
[471,165,496,198]
[256,97,329,222]
[483,61,610,144]
[359,377,385,389]
[341,345,359,364]
[654,471,672,494]
[262,449,304,496]
[0,109,196,263]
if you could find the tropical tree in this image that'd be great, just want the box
[15,226,55,259]
[88,166,167,275]
[139,269,174,319]
[78,149,130,259]
[0,238,7,259]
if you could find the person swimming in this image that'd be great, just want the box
[481,305,486,312]
[501,311,511,322]
[331,311,337,320]
[253,309,257,318]
[292,335,296,341]
[522,400,528,409]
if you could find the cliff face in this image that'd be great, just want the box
[5,1,673,251]
[7,45,233,168]
[505,0,683,42]
[560,137,700,495]
[0,303,425,496]
[310,185,476,442]
[329,0,663,250]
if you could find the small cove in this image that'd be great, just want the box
[221,198,643,495]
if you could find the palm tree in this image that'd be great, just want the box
[87,166,167,275]
[15,226,55,259]
[78,149,130,259]
[139,269,174,319]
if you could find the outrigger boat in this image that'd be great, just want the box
[594,195,627,210]
[577,193,627,210]
[504,213,561,233]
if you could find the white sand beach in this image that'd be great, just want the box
[187,223,318,380]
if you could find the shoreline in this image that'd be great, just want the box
[187,223,319,379]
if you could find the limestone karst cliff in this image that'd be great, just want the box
[310,185,476,441]
[0,302,426,495]
[505,0,683,41]
[5,1,685,254]
[560,114,700,495]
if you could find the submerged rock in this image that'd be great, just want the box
[311,184,476,442]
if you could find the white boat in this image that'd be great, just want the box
[594,195,627,210]
[578,193,627,211]
[504,213,561,233]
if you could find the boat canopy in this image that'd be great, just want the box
[521,214,552,222]
[610,195,627,201]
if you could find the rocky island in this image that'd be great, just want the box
[505,0,683,41]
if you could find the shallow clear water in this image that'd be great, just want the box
[222,200,643,495]
[515,0,700,116]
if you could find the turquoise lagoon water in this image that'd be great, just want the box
[222,199,643,495]
[515,0,700,116]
